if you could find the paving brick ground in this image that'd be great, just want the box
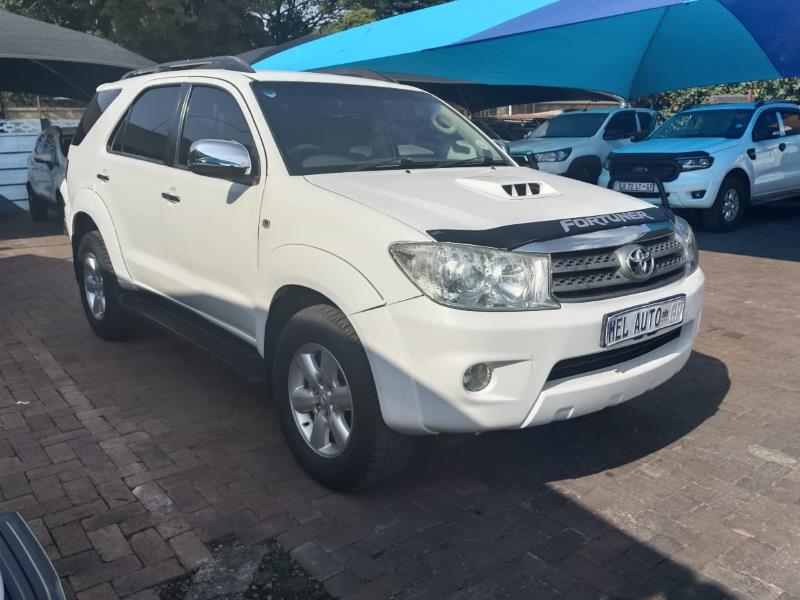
[1,201,800,600]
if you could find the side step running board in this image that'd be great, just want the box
[118,292,266,383]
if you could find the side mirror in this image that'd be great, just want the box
[630,131,648,142]
[33,153,54,167]
[510,153,538,169]
[188,139,251,180]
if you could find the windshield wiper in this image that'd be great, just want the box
[357,158,420,171]
[436,156,507,168]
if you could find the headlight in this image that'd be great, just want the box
[390,242,559,311]
[674,216,699,273]
[534,148,571,162]
[676,156,714,171]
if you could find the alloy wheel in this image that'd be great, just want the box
[721,188,740,223]
[288,343,354,458]
[83,253,106,320]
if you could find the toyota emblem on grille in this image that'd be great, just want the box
[616,244,655,281]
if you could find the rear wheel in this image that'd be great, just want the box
[28,186,47,221]
[273,304,413,490]
[76,231,135,340]
[701,176,746,232]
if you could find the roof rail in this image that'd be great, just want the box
[754,99,798,107]
[311,67,397,83]
[121,55,255,80]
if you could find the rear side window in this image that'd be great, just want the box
[72,89,121,146]
[780,110,800,136]
[177,85,258,173]
[110,86,181,163]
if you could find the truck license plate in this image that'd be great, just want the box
[617,181,657,193]
[602,295,686,348]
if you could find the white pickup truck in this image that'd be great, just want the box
[63,58,704,489]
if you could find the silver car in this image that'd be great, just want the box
[26,126,74,221]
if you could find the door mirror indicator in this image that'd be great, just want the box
[187,139,251,180]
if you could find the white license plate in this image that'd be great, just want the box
[616,181,657,193]
[602,295,686,348]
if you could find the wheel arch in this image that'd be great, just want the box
[257,244,385,361]
[69,188,132,284]
[567,155,603,182]
[725,167,751,201]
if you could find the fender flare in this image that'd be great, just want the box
[255,244,385,353]
[69,187,132,284]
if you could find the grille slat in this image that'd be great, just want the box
[608,155,680,183]
[550,233,686,302]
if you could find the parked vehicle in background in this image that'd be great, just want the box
[63,59,703,490]
[26,126,74,220]
[601,101,800,231]
[508,108,659,183]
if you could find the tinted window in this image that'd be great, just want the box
[178,86,257,172]
[638,112,653,132]
[529,113,608,138]
[780,110,800,137]
[253,82,505,175]
[72,89,121,146]
[604,111,637,138]
[652,109,754,139]
[752,110,781,142]
[113,86,181,162]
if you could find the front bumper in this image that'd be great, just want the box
[351,268,704,434]
[534,161,569,176]
[599,169,722,209]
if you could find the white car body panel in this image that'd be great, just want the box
[65,69,704,435]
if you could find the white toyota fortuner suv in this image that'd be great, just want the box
[63,58,704,490]
[507,108,659,184]
[600,101,800,231]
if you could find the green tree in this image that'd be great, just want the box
[637,79,800,114]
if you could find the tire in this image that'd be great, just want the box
[273,304,413,490]
[28,188,48,221]
[566,159,600,184]
[701,176,747,232]
[76,231,135,340]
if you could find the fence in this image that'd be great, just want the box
[0,118,80,214]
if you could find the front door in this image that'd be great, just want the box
[159,81,265,339]
[778,108,800,192]
[750,109,788,199]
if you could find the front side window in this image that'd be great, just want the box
[110,85,181,163]
[603,111,637,139]
[178,85,258,173]
[752,110,781,142]
[652,109,754,140]
[528,113,608,139]
[253,82,507,175]
[779,110,800,137]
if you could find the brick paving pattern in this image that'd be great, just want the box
[1,201,800,599]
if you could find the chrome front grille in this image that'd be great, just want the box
[551,233,686,302]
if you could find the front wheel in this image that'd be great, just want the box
[701,176,747,232]
[273,304,413,490]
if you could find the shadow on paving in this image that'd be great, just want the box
[0,250,735,599]
[0,213,64,243]
[692,197,800,262]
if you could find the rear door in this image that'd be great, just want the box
[750,109,787,198]
[159,80,265,337]
[778,108,800,191]
[97,83,185,291]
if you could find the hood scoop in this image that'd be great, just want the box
[456,175,560,200]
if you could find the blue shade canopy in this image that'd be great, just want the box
[254,0,799,100]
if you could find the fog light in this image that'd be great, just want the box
[691,190,706,199]
[463,363,492,392]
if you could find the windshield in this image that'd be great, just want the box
[253,82,508,175]
[651,109,754,139]
[527,112,609,139]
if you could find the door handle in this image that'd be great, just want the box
[779,142,787,152]
[96,173,110,182]
[161,192,180,203]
